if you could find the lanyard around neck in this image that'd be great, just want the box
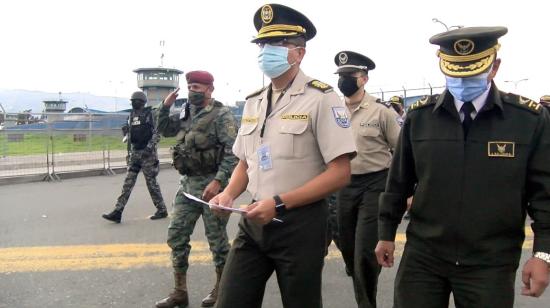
[259,81,294,138]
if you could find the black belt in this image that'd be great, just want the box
[351,168,388,179]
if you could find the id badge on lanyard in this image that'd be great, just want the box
[257,143,273,171]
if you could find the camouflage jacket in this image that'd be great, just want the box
[157,100,238,182]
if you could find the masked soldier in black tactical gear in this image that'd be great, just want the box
[102,91,168,223]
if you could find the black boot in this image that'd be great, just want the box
[150,208,168,220]
[102,209,122,223]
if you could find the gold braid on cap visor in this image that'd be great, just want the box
[257,24,306,38]
[438,44,500,77]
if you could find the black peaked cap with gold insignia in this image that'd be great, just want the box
[334,51,376,74]
[252,4,316,43]
[429,26,507,78]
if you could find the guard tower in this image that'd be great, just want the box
[43,96,67,122]
[133,67,183,106]
[43,99,67,113]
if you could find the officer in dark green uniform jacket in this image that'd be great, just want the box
[375,27,550,308]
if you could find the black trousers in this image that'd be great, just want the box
[337,170,387,308]
[215,200,328,308]
[395,244,517,308]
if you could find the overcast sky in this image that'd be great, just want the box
[1,0,548,108]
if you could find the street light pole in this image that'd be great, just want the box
[432,18,449,31]
[504,78,528,91]
[432,18,464,31]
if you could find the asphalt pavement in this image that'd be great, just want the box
[0,170,547,307]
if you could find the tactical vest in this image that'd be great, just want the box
[129,108,153,150]
[171,102,224,176]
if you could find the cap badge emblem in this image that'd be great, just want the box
[339,52,348,64]
[261,5,274,24]
[454,39,475,56]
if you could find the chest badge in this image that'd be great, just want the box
[488,141,515,158]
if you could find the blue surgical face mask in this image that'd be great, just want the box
[258,44,298,79]
[445,71,491,102]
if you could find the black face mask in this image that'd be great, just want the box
[338,75,360,97]
[131,100,145,110]
[188,90,206,106]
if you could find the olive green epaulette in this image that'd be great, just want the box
[307,80,333,93]
[502,92,543,114]
[376,99,392,108]
[245,87,267,100]
[407,95,438,112]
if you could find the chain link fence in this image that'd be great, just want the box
[0,112,174,180]
[0,85,446,181]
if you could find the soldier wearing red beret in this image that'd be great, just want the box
[155,70,239,308]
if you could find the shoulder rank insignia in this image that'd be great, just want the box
[503,93,542,114]
[245,87,267,100]
[408,95,433,112]
[518,95,543,113]
[307,80,333,93]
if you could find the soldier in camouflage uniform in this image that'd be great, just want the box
[154,71,238,308]
[102,91,168,223]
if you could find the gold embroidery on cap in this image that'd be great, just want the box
[261,5,274,24]
[488,141,515,158]
[454,39,475,55]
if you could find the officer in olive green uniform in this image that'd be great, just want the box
[334,51,401,308]
[155,71,238,308]
[210,4,356,308]
[376,27,550,307]
[388,96,405,125]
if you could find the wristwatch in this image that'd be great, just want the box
[534,252,550,267]
[273,195,286,214]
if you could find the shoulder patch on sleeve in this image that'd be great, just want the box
[502,93,542,114]
[307,80,333,93]
[245,87,266,100]
[407,95,436,112]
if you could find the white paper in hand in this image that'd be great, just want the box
[183,192,247,214]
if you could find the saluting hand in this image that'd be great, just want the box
[375,241,395,267]
[521,257,550,297]
[163,88,180,108]
[246,198,276,225]
[209,191,234,218]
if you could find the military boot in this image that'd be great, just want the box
[101,209,122,223]
[155,272,188,308]
[201,266,223,307]
[150,208,168,220]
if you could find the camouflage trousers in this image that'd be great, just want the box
[114,150,166,212]
[168,173,230,273]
